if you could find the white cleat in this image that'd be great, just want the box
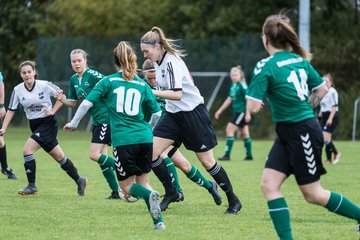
[149,191,161,220]
[154,222,166,230]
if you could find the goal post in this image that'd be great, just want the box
[352,96,360,141]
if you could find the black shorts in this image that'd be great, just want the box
[153,104,217,152]
[265,118,327,185]
[29,116,59,152]
[91,123,111,145]
[113,143,152,181]
[230,112,247,128]
[321,112,339,133]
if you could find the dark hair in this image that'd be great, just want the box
[114,41,137,80]
[19,60,38,79]
[263,14,311,60]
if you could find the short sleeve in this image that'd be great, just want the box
[86,79,107,104]
[246,63,270,102]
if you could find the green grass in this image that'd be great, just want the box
[1,127,359,240]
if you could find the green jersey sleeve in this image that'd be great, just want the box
[247,57,272,102]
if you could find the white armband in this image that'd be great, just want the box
[148,111,162,128]
[69,100,93,128]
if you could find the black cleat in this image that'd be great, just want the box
[18,185,38,195]
[218,156,230,161]
[77,176,88,196]
[160,191,182,211]
[225,197,242,214]
[208,181,222,205]
[1,168,17,179]
[106,191,121,199]
[244,156,253,161]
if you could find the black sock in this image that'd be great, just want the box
[207,162,237,203]
[151,156,177,196]
[59,157,80,182]
[325,142,332,160]
[0,145,8,170]
[24,155,36,184]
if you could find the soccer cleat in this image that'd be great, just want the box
[225,197,242,214]
[106,191,121,199]
[149,191,161,220]
[18,185,38,195]
[208,181,222,205]
[160,191,182,211]
[154,222,166,230]
[244,156,253,161]
[1,168,17,179]
[333,152,341,164]
[177,191,185,202]
[77,176,88,196]
[218,156,230,161]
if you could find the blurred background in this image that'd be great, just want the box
[0,0,359,139]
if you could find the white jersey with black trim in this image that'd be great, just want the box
[155,52,204,113]
[8,80,61,120]
[320,87,338,112]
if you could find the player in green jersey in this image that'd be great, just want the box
[215,65,253,161]
[142,59,222,207]
[246,14,360,239]
[57,49,120,199]
[64,42,165,230]
[0,71,17,179]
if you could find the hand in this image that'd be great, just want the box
[326,119,332,126]
[63,123,77,132]
[0,128,5,136]
[54,90,65,101]
[44,108,54,116]
[0,108,6,119]
[245,113,251,123]
[214,110,221,120]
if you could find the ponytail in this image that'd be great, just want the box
[115,42,137,80]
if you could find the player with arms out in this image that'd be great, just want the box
[215,65,253,161]
[0,60,87,196]
[142,59,222,208]
[246,14,360,239]
[141,26,241,214]
[63,42,165,230]
[57,49,120,199]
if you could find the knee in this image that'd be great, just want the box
[261,178,278,197]
[89,153,100,161]
[177,160,191,173]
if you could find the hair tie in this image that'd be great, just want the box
[141,41,161,45]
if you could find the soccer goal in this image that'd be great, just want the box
[191,72,229,112]
[352,96,360,141]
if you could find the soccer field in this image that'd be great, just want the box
[1,128,359,240]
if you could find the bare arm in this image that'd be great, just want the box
[308,84,328,109]
[0,82,6,119]
[245,98,263,123]
[54,91,77,108]
[44,100,63,116]
[326,106,337,126]
[214,97,232,120]
[0,110,15,135]
[153,89,182,100]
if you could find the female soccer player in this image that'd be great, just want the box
[140,27,241,214]
[0,71,16,179]
[215,65,253,161]
[64,42,165,230]
[0,60,87,196]
[142,59,222,208]
[318,73,341,164]
[58,49,120,199]
[246,14,360,239]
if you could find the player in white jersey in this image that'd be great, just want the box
[0,71,17,179]
[318,73,341,164]
[0,60,87,196]
[141,26,241,214]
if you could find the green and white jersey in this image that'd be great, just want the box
[247,51,325,123]
[85,72,160,147]
[143,84,166,122]
[68,68,109,125]
[228,81,247,113]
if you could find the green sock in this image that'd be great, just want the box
[244,138,252,158]
[130,184,163,224]
[325,192,360,221]
[163,157,182,192]
[268,198,293,240]
[98,154,119,192]
[224,136,234,157]
[186,165,212,190]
